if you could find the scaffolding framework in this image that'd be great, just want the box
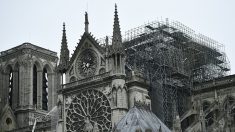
[99,18,230,128]
[122,18,230,128]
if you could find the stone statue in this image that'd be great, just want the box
[92,122,99,132]
[84,117,93,132]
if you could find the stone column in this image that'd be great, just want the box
[37,70,43,109]
[0,71,8,108]
[48,72,55,110]
[19,59,33,108]
[12,70,19,109]
[54,72,60,106]
[56,94,64,132]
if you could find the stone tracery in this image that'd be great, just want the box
[66,89,112,132]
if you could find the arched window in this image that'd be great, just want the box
[205,111,214,126]
[8,66,13,107]
[33,64,37,106]
[42,68,48,111]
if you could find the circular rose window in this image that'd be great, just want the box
[66,89,112,132]
[75,49,98,78]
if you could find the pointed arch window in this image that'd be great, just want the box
[14,63,20,107]
[42,68,48,111]
[33,64,37,106]
[117,54,120,68]
[8,67,13,107]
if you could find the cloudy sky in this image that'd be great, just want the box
[0,0,234,74]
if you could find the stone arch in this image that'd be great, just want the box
[204,106,220,127]
[223,96,235,110]
[205,111,214,127]
[69,76,76,83]
[99,68,105,74]
[4,64,13,74]
[32,58,43,72]
[117,85,122,90]
[43,63,53,73]
[42,62,55,111]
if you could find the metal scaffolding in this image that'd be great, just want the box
[122,18,230,128]
[98,18,230,128]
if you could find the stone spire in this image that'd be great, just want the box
[111,4,124,54]
[199,104,206,132]
[58,23,70,73]
[85,12,89,33]
[172,100,182,132]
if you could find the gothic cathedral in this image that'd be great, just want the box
[1,4,234,132]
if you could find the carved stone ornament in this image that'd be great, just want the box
[75,49,98,78]
[103,86,111,95]
[66,89,112,132]
[18,55,33,68]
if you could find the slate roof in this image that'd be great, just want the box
[113,106,171,132]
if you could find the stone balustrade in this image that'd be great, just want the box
[63,72,111,89]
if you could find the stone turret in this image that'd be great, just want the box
[58,23,70,73]
[108,4,125,75]
[109,4,128,126]
[199,104,207,132]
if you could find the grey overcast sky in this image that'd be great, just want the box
[0,0,235,74]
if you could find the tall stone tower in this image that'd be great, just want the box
[0,43,58,131]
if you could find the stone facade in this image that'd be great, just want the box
[58,5,151,131]
[179,75,235,132]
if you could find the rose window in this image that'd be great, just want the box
[76,49,98,78]
[66,89,112,132]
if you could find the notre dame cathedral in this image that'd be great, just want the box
[0,5,235,132]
